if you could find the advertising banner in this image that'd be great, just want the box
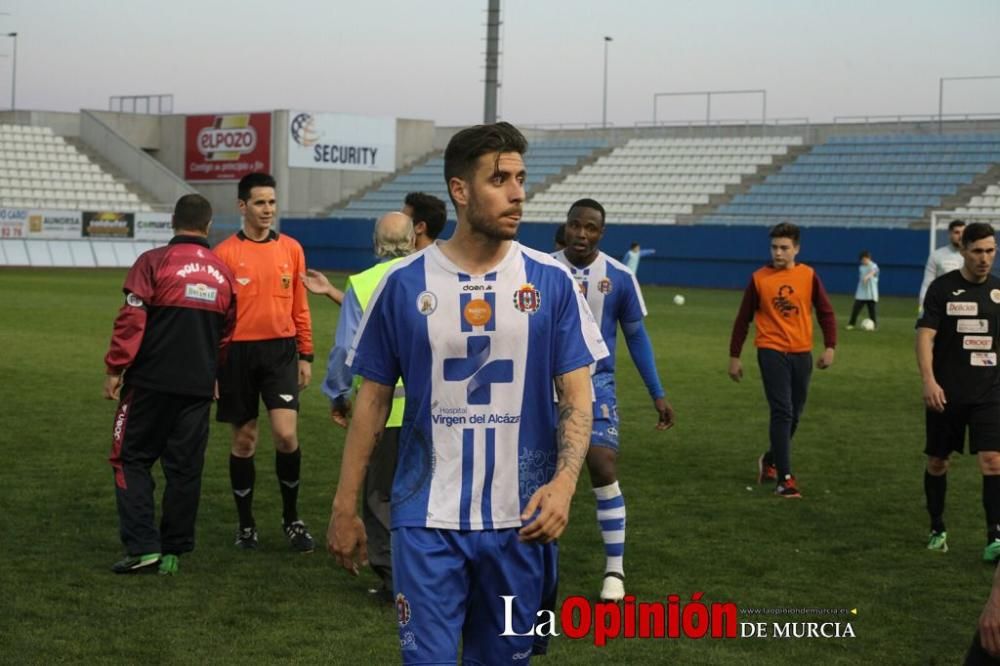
[82,211,135,238]
[27,210,82,239]
[287,111,395,172]
[0,208,28,239]
[134,213,173,242]
[185,113,271,181]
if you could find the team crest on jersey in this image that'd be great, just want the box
[991,290,1000,304]
[416,291,437,315]
[513,283,541,314]
[597,277,612,294]
[396,593,412,626]
[280,274,292,290]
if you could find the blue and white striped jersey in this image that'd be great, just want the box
[348,242,608,531]
[553,250,647,383]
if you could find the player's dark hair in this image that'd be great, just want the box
[554,225,566,248]
[173,194,213,232]
[630,242,639,250]
[949,219,967,231]
[769,222,801,245]
[568,198,606,226]
[238,172,276,202]
[404,192,447,240]
[962,222,996,247]
[859,250,871,260]
[443,122,528,206]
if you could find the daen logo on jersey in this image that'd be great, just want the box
[185,283,218,302]
[443,335,513,405]
[513,283,542,314]
[461,293,495,331]
[948,302,978,316]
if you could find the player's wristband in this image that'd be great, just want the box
[298,353,314,363]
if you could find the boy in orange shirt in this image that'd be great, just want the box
[728,223,837,498]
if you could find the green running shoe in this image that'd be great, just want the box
[112,553,161,574]
[158,554,179,575]
[927,531,948,553]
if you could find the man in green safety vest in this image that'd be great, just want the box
[320,211,416,602]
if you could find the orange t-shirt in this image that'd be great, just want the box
[752,264,817,353]
[213,230,313,357]
[729,262,837,357]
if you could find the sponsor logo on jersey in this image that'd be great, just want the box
[125,292,144,308]
[597,277,613,294]
[396,593,412,627]
[416,291,437,315]
[964,335,994,350]
[952,289,966,296]
[513,283,541,314]
[971,352,998,367]
[947,302,978,316]
[464,298,493,327]
[236,277,251,286]
[992,289,1000,304]
[185,283,218,302]
[958,319,989,333]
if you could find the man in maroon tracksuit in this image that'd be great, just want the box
[103,194,236,575]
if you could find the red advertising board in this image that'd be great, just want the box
[184,113,271,181]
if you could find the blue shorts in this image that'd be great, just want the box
[591,386,619,451]
[392,527,549,664]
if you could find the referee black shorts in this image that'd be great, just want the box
[925,401,1000,458]
[217,338,300,426]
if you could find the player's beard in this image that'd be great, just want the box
[466,189,520,242]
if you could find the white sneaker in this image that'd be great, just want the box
[600,574,625,601]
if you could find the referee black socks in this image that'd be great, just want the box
[230,454,256,529]
[276,448,302,525]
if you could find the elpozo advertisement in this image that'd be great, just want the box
[185,113,271,182]
[287,111,396,172]
[82,211,134,238]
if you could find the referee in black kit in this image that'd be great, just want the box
[917,222,1000,562]
[103,194,236,575]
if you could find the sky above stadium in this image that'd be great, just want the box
[3,0,999,127]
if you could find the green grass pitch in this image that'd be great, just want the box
[0,267,992,663]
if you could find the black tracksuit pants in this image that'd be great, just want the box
[109,385,211,556]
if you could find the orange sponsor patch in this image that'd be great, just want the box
[464,299,493,327]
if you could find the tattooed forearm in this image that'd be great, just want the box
[554,371,592,482]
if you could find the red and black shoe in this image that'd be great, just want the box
[757,453,777,485]
[774,474,801,499]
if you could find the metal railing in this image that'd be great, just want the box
[108,94,174,115]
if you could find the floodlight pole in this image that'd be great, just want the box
[938,75,1000,134]
[7,32,16,111]
[602,36,612,128]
